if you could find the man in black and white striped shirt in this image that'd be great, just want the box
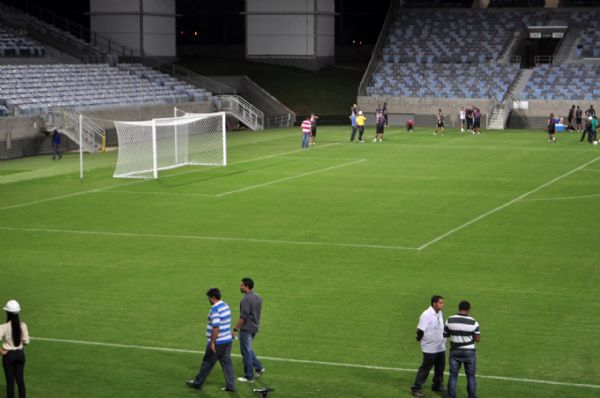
[444,301,481,398]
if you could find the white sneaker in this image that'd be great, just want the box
[372,138,377,142]
[237,377,254,383]
[256,368,266,377]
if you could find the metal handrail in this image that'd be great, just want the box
[534,55,553,65]
[216,95,264,131]
[47,108,105,152]
[266,112,295,128]
[357,1,395,96]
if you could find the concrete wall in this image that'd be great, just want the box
[90,0,176,57]
[245,0,335,71]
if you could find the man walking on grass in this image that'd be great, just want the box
[187,288,236,392]
[444,301,481,398]
[411,295,447,397]
[232,277,265,383]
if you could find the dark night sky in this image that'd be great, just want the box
[33,0,390,46]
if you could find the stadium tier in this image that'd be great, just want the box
[521,63,600,100]
[564,9,600,59]
[368,63,519,100]
[383,9,546,64]
[0,63,213,116]
[488,0,546,7]
[0,27,45,57]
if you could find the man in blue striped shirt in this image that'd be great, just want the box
[186,288,236,392]
[444,300,481,398]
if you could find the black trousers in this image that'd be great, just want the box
[193,342,235,391]
[350,126,357,141]
[581,128,593,142]
[3,350,26,398]
[412,351,445,391]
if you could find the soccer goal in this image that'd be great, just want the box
[113,112,226,179]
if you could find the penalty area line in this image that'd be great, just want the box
[31,337,600,390]
[417,155,600,251]
[0,226,417,251]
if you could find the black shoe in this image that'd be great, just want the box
[411,389,425,397]
[185,380,201,390]
[221,387,236,392]
[432,386,447,393]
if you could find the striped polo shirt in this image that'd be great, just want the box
[301,120,312,134]
[444,314,480,350]
[206,300,232,345]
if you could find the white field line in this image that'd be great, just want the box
[216,159,366,197]
[0,226,417,251]
[520,193,600,202]
[105,190,217,198]
[579,168,600,174]
[417,155,600,251]
[0,143,340,211]
[31,337,600,390]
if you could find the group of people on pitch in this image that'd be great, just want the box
[547,105,598,144]
[411,296,481,398]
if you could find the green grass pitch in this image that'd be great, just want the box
[0,126,599,398]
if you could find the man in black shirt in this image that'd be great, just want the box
[567,105,575,131]
[585,105,596,118]
[547,113,556,144]
[576,106,583,132]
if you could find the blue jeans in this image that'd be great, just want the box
[301,134,309,148]
[447,349,477,398]
[239,330,263,380]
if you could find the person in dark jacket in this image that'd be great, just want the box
[51,129,62,160]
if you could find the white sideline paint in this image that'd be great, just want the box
[216,159,367,197]
[520,193,600,202]
[31,337,600,390]
[0,143,340,211]
[0,226,417,251]
[579,168,600,174]
[105,190,217,198]
[417,155,600,251]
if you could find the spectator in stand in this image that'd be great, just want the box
[473,107,481,135]
[301,115,312,148]
[547,113,557,144]
[406,119,415,133]
[382,102,389,127]
[356,111,367,143]
[459,107,466,133]
[567,105,575,131]
[576,106,583,132]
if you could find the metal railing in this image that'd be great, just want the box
[216,95,264,131]
[266,112,295,128]
[46,108,106,152]
[357,1,395,96]
[155,63,235,96]
[534,55,553,65]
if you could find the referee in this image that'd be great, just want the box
[444,301,481,398]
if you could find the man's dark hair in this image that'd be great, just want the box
[241,277,254,290]
[206,288,221,300]
[459,301,471,311]
[431,295,444,305]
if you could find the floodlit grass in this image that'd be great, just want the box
[0,126,599,398]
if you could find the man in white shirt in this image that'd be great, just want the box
[411,295,446,397]
[459,107,466,132]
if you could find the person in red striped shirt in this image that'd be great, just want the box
[301,115,312,148]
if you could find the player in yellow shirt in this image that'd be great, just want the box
[356,111,367,142]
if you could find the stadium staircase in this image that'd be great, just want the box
[215,95,264,131]
[43,109,106,153]
[553,27,582,64]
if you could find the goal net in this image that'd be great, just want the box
[113,112,226,179]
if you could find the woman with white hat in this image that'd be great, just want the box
[1,300,29,398]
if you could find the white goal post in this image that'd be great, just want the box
[113,111,226,179]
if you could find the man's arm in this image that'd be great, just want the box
[210,326,219,352]
[416,328,424,341]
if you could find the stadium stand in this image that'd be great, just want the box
[368,63,519,101]
[0,27,45,56]
[0,64,213,116]
[521,63,600,100]
[400,0,474,7]
[488,0,546,7]
[563,9,600,59]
